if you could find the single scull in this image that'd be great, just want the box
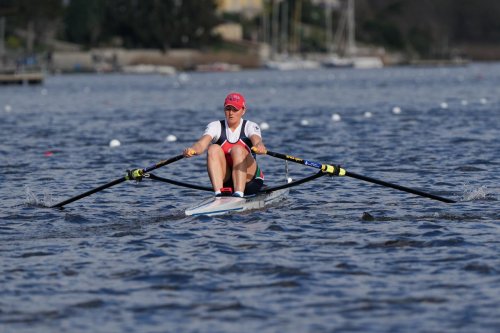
[185,188,289,216]
[50,150,456,212]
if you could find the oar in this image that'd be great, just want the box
[51,154,184,208]
[261,149,456,203]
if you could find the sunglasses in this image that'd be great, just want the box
[224,105,242,112]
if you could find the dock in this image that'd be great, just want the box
[0,72,44,85]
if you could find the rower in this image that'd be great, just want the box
[183,92,266,197]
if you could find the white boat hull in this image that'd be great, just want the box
[185,189,289,216]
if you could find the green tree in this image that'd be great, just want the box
[63,0,220,50]
[64,0,104,45]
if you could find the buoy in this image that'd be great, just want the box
[109,139,121,148]
[5,105,12,112]
[287,177,293,183]
[364,111,372,118]
[461,100,468,106]
[165,135,177,142]
[440,102,448,109]
[260,122,270,130]
[392,106,402,114]
[178,73,190,83]
[300,119,309,126]
[479,98,487,104]
[331,113,341,122]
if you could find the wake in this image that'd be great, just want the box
[461,184,492,201]
[24,186,53,208]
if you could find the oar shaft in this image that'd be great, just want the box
[143,154,185,173]
[264,150,455,204]
[346,171,456,203]
[51,154,184,208]
[265,150,343,174]
[51,177,126,208]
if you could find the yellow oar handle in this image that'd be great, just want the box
[322,164,346,176]
[251,147,267,155]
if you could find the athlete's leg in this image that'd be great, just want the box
[230,145,257,193]
[207,145,229,192]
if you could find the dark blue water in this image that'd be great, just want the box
[1,64,499,333]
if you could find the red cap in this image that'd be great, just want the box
[224,92,246,110]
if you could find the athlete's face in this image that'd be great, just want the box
[224,105,245,126]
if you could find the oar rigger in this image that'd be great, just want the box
[125,168,145,182]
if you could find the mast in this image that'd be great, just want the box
[292,0,302,53]
[0,17,5,58]
[325,3,333,54]
[346,0,356,56]
[271,0,280,59]
[280,0,288,55]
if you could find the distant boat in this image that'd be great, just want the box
[322,55,354,68]
[195,62,241,72]
[323,0,384,69]
[265,57,320,71]
[121,64,176,75]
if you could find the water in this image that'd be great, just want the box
[1,64,499,333]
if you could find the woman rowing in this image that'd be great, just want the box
[183,92,266,197]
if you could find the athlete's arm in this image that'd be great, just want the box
[184,135,213,157]
[250,134,267,154]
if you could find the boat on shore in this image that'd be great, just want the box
[121,64,176,75]
[195,62,241,72]
[0,71,44,85]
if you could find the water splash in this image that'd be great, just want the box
[461,184,489,201]
[24,186,53,207]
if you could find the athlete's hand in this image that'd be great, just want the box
[252,143,267,154]
[183,147,197,158]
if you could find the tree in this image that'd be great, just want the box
[63,0,220,50]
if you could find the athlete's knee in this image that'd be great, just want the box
[207,144,223,157]
[229,145,248,159]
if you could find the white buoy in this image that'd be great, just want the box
[364,111,372,118]
[440,102,448,109]
[260,122,270,130]
[165,134,177,142]
[4,105,12,112]
[331,113,341,122]
[287,177,293,183]
[109,139,121,148]
[178,73,190,83]
[461,100,468,106]
[479,98,487,104]
[392,106,402,114]
[300,119,309,126]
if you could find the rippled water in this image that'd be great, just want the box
[1,64,499,333]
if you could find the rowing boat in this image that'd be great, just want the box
[185,188,289,216]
